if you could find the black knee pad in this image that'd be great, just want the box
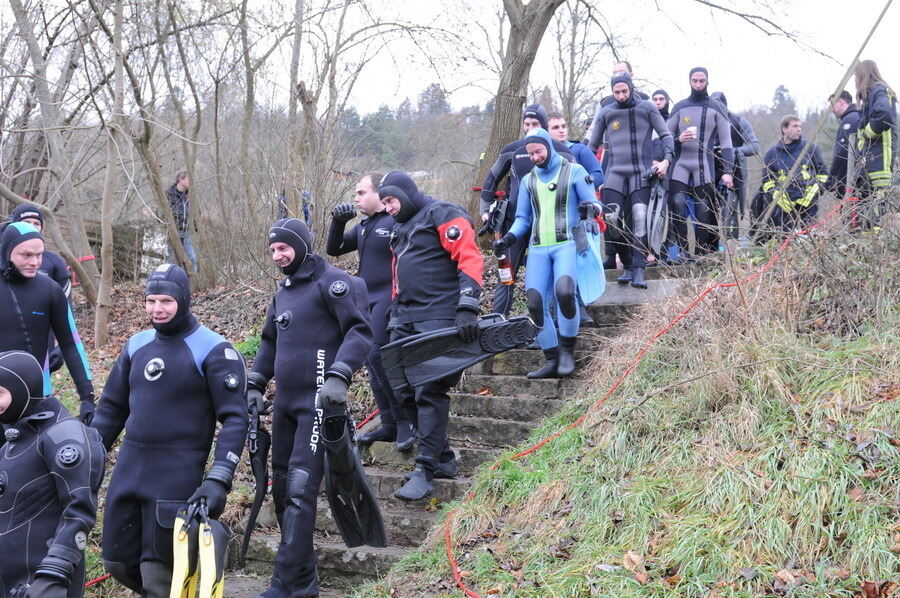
[671,192,688,214]
[555,276,577,319]
[526,288,544,327]
[287,468,310,506]
[104,560,142,593]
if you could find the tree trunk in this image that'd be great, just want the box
[94,0,124,348]
[467,0,565,219]
[285,0,305,218]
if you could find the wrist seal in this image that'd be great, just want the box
[324,361,353,385]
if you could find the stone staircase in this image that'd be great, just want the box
[229,274,680,597]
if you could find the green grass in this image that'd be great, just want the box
[352,248,899,597]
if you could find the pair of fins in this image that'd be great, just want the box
[381,314,539,391]
[170,500,229,598]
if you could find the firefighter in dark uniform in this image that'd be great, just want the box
[854,59,897,226]
[379,171,483,501]
[0,350,105,598]
[92,264,248,596]
[247,218,373,598]
[327,172,415,450]
[826,90,861,198]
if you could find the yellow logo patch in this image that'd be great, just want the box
[682,116,692,124]
[611,121,621,130]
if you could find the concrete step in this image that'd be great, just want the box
[604,263,705,281]
[449,392,564,422]
[587,278,682,326]
[490,348,594,376]
[447,414,536,448]
[457,373,580,399]
[364,467,471,505]
[361,441,494,476]
[243,534,408,585]
[316,497,437,548]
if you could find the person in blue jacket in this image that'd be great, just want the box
[492,128,601,379]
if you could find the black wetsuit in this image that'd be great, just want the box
[92,315,247,592]
[326,210,399,431]
[251,253,372,596]
[480,139,573,316]
[0,396,105,598]
[666,93,734,252]
[0,257,93,404]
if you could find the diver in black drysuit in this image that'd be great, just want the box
[92,264,247,597]
[7,203,72,372]
[0,350,105,598]
[0,223,94,423]
[326,179,415,450]
[248,218,372,598]
[480,104,574,316]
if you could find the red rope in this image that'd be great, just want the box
[84,573,110,588]
[355,408,380,430]
[445,200,848,597]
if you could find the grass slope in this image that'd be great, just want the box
[356,226,899,597]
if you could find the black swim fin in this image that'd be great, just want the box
[381,315,538,390]
[321,407,388,548]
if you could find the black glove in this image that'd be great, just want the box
[78,400,95,426]
[247,388,269,415]
[332,204,356,222]
[187,479,228,518]
[318,376,349,411]
[25,577,68,598]
[492,233,515,257]
[578,202,597,220]
[455,309,479,343]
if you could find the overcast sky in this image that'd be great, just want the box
[345,0,899,116]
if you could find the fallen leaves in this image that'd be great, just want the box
[622,550,649,584]
[846,486,864,502]
[476,387,494,396]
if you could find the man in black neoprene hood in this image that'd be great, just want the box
[247,217,373,598]
[0,222,95,423]
[0,349,105,598]
[379,171,483,501]
[92,263,247,596]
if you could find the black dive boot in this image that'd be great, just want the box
[394,419,416,452]
[557,336,577,377]
[617,269,634,284]
[358,424,396,445]
[630,267,648,289]
[527,347,559,379]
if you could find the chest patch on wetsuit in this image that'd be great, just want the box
[224,348,240,361]
[56,444,82,468]
[611,121,621,130]
[329,280,349,298]
[0,471,7,496]
[375,227,391,237]
[682,116,692,124]
[144,357,165,381]
[445,225,461,241]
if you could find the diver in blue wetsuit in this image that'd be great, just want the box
[492,128,601,379]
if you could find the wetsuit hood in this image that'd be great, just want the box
[1,221,43,281]
[268,217,311,275]
[611,73,636,108]
[145,263,194,336]
[378,171,431,224]
[523,127,560,172]
[710,91,727,108]
[522,103,548,129]
[653,88,671,119]
[10,202,44,226]
[0,350,44,424]
[689,66,709,102]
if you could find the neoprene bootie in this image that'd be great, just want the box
[395,420,416,452]
[358,425,396,445]
[617,269,634,284]
[557,336,577,377]
[395,466,434,501]
[630,267,648,289]
[527,347,559,379]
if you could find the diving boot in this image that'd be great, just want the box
[395,466,434,501]
[527,347,559,379]
[405,456,458,481]
[557,336,577,378]
[358,425,396,446]
[630,267,648,289]
[616,269,634,284]
[395,420,416,452]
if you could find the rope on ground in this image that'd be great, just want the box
[444,198,849,598]
[355,408,380,430]
[84,573,110,588]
